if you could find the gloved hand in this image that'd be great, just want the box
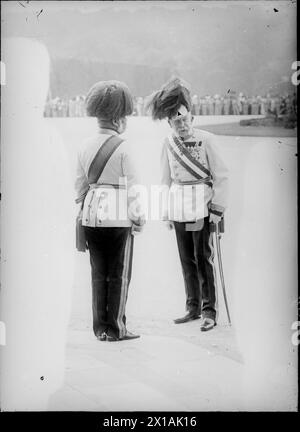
[164,220,174,230]
[131,222,144,236]
[209,213,222,225]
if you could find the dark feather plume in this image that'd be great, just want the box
[146,77,192,120]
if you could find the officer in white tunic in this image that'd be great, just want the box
[75,81,145,341]
[147,78,229,331]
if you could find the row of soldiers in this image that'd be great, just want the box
[134,93,297,117]
[44,92,296,118]
[44,95,87,117]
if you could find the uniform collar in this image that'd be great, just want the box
[98,127,120,136]
[175,129,196,143]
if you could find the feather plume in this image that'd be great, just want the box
[145,77,192,120]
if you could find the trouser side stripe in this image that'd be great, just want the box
[117,232,132,338]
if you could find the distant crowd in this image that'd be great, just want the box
[44,95,86,117]
[44,92,297,118]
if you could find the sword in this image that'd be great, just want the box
[210,219,231,325]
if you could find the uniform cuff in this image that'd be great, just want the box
[75,189,89,204]
[75,196,85,204]
[209,203,225,217]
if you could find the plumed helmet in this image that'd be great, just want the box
[145,77,192,120]
[86,80,133,121]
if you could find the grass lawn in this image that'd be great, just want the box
[195,122,297,137]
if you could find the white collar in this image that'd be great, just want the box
[98,128,119,136]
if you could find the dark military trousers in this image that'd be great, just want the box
[174,217,218,321]
[84,226,134,339]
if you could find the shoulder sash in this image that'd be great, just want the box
[88,135,124,184]
[167,134,212,180]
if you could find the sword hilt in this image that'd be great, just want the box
[209,217,225,233]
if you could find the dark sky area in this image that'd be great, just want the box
[1,1,296,97]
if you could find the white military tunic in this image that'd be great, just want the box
[161,128,228,222]
[75,129,143,227]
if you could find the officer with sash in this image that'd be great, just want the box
[147,78,229,331]
[75,80,145,342]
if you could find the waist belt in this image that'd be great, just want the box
[89,183,127,190]
[84,183,128,226]
[173,177,213,187]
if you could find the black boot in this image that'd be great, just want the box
[174,312,200,324]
